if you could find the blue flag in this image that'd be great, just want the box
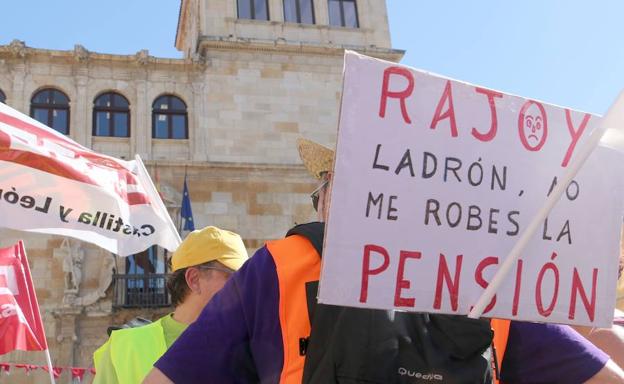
[181,176,195,231]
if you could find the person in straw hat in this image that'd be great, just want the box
[145,139,623,383]
[296,137,334,222]
[93,226,248,384]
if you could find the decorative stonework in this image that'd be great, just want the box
[135,49,151,65]
[8,39,26,58]
[73,44,89,62]
[74,250,115,308]
[53,239,114,309]
[61,238,83,293]
[190,52,206,66]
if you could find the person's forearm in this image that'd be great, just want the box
[584,359,624,384]
[142,368,173,384]
[573,324,624,368]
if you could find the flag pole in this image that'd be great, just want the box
[178,166,187,234]
[134,155,182,245]
[43,349,56,384]
[16,240,55,383]
[469,91,624,319]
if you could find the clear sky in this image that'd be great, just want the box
[1,1,623,114]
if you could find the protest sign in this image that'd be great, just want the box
[0,102,180,256]
[319,51,624,327]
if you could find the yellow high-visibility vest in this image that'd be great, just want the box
[94,317,167,384]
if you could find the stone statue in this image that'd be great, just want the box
[61,238,84,293]
[8,39,26,58]
[135,49,150,65]
[73,44,89,62]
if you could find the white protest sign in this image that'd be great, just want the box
[319,51,624,327]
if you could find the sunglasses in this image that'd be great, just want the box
[310,179,329,212]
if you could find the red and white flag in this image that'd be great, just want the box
[0,241,47,355]
[0,102,180,256]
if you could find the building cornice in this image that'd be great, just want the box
[197,35,405,62]
[0,40,202,69]
[145,159,309,173]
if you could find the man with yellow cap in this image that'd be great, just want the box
[93,226,248,384]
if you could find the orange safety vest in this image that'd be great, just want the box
[268,234,512,384]
[267,235,321,384]
[491,318,511,384]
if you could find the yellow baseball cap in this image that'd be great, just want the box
[171,226,249,272]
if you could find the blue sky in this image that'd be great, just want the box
[2,1,623,114]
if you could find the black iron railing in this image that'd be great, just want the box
[112,273,171,308]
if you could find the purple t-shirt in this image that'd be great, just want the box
[155,246,282,383]
[155,245,609,384]
[500,321,608,383]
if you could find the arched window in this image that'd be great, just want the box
[0,89,6,104]
[93,92,130,137]
[30,88,70,134]
[152,95,188,139]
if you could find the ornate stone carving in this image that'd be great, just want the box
[135,49,150,65]
[60,238,83,294]
[73,44,89,62]
[190,52,206,66]
[74,252,115,308]
[54,239,114,309]
[8,39,26,58]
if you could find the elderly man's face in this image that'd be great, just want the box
[186,262,233,308]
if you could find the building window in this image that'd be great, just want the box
[284,0,315,24]
[328,0,359,28]
[152,95,188,139]
[30,88,70,134]
[237,0,269,20]
[93,92,130,137]
[0,89,5,104]
[112,246,171,308]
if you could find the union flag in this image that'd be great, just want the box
[0,100,180,256]
[0,241,47,355]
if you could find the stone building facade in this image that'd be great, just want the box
[0,0,402,381]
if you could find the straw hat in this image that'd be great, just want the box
[297,138,335,179]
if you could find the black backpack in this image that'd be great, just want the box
[288,223,496,384]
[106,316,152,336]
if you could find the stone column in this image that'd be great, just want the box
[74,72,89,146]
[315,0,329,25]
[191,81,206,161]
[11,63,26,113]
[269,0,283,22]
[135,79,150,159]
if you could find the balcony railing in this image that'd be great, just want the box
[112,273,171,309]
